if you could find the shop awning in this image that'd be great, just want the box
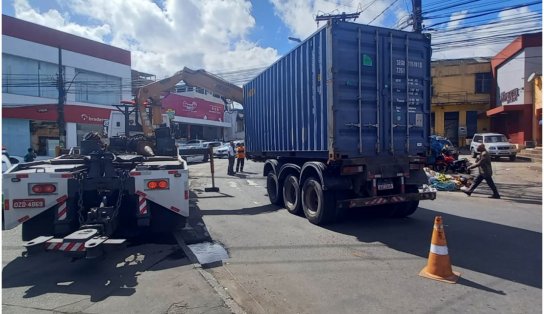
[486,104,528,117]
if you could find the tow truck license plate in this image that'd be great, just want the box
[13,199,45,208]
[377,181,394,190]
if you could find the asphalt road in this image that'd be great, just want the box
[190,156,542,314]
[2,155,541,313]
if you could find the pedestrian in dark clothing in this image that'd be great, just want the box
[227,141,236,175]
[24,148,37,162]
[235,143,245,173]
[461,143,500,199]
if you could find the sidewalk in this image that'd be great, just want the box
[458,153,542,202]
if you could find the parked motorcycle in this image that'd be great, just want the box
[433,150,471,174]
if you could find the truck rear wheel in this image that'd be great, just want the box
[283,175,301,215]
[391,200,419,218]
[302,177,336,225]
[266,172,283,206]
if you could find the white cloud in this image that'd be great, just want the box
[13,0,111,41]
[446,10,468,30]
[11,0,280,80]
[270,0,410,39]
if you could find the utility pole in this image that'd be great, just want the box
[315,11,361,25]
[57,48,66,149]
[412,0,422,33]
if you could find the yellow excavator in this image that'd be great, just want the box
[134,67,243,137]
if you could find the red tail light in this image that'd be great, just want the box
[184,190,189,200]
[145,179,169,190]
[30,183,57,194]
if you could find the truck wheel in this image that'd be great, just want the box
[283,175,302,215]
[22,208,55,241]
[509,155,516,161]
[390,200,419,218]
[266,172,283,206]
[302,177,336,225]
[472,150,477,158]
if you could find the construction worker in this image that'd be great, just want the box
[235,142,245,173]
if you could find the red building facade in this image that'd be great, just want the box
[487,32,542,146]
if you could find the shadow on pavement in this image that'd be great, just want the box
[2,243,190,302]
[324,207,542,289]
[200,204,281,216]
[2,192,221,301]
[463,182,542,205]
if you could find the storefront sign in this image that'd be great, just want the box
[80,113,107,123]
[3,104,112,125]
[162,94,224,121]
[500,88,520,104]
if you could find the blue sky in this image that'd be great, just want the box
[2,0,541,82]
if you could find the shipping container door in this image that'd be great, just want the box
[331,22,430,158]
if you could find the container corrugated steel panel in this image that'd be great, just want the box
[244,20,431,160]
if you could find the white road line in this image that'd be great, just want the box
[228,181,238,188]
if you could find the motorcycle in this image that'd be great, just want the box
[433,150,471,174]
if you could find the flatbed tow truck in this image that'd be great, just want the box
[2,67,242,259]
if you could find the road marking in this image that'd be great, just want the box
[246,180,260,187]
[228,181,237,188]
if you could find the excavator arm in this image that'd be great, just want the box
[135,67,243,137]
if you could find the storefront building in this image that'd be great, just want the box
[2,15,131,157]
[431,58,492,147]
[169,85,232,141]
[488,32,542,147]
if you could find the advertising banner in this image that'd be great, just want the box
[161,93,224,122]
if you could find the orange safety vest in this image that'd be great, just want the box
[236,146,245,159]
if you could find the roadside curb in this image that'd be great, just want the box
[173,230,246,314]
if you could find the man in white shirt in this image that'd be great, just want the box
[227,141,236,175]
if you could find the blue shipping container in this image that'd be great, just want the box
[244,20,431,161]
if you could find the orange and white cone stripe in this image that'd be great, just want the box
[138,195,148,215]
[419,216,460,283]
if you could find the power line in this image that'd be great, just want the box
[369,0,400,25]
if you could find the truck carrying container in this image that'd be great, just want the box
[243,20,436,225]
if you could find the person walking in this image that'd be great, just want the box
[24,147,37,162]
[235,142,245,173]
[227,141,236,175]
[461,143,501,199]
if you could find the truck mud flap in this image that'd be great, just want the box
[337,189,436,209]
[23,229,126,259]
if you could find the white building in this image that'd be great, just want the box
[2,15,132,157]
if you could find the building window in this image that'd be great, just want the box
[475,72,491,93]
[75,69,122,105]
[2,54,59,98]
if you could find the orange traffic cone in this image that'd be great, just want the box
[419,216,460,283]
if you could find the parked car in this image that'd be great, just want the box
[470,133,517,161]
[178,144,208,163]
[202,141,223,150]
[213,143,230,158]
[185,139,207,149]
